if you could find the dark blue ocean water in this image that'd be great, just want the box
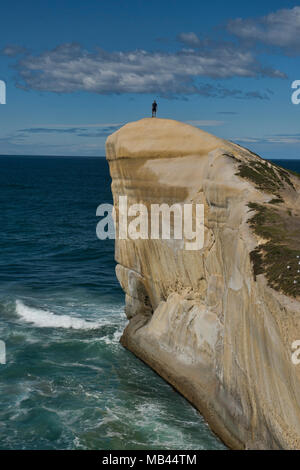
[0,155,224,450]
[0,156,298,450]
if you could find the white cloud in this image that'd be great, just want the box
[177,32,201,47]
[14,42,284,97]
[228,6,300,54]
[235,135,300,145]
[30,122,123,128]
[234,137,260,143]
[1,44,27,56]
[267,138,300,144]
[186,120,224,127]
[18,122,123,138]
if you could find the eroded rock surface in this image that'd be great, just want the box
[106,118,300,450]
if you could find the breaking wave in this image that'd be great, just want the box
[15,300,102,330]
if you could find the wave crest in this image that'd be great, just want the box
[15,300,102,330]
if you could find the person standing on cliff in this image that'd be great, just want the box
[152,100,157,117]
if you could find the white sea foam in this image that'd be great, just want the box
[15,300,103,330]
[101,329,123,345]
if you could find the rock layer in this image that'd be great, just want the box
[106,118,300,450]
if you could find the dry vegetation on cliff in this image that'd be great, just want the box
[235,157,300,298]
[247,202,300,297]
[236,157,296,194]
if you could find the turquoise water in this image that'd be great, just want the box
[0,156,298,450]
[0,155,226,450]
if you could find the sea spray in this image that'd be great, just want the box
[15,300,103,330]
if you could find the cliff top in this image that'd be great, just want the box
[106,118,300,299]
[106,118,227,160]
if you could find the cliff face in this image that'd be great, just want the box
[106,118,300,450]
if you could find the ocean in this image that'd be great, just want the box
[0,156,298,450]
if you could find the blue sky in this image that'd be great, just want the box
[1,0,300,158]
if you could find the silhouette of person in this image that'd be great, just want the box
[152,100,157,117]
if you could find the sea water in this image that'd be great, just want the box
[0,155,298,450]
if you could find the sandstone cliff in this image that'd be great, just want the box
[106,118,300,450]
